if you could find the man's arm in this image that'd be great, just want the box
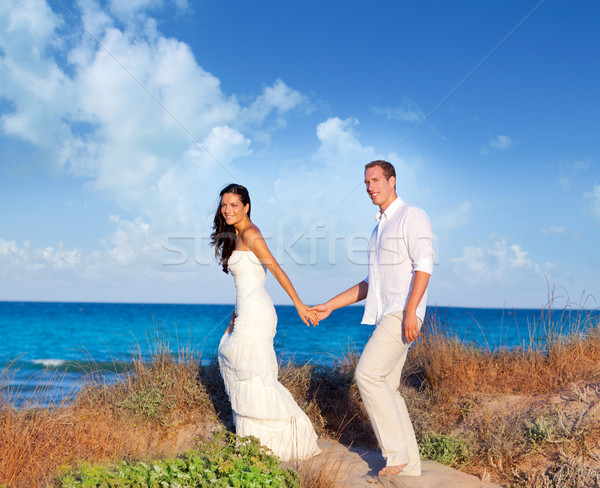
[403,271,430,342]
[308,280,368,322]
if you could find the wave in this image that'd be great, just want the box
[31,359,67,368]
[12,359,137,374]
[5,355,212,375]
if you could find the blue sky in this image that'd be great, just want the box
[1,0,599,309]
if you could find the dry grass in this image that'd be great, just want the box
[401,308,600,486]
[0,343,217,488]
[2,308,600,487]
[410,309,600,397]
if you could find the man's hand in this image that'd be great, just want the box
[403,311,421,343]
[307,303,333,323]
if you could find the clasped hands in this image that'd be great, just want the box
[298,303,332,327]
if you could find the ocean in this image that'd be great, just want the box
[1,301,598,407]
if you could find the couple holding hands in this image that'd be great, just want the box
[210,160,434,480]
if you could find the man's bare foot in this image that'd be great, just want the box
[379,463,408,476]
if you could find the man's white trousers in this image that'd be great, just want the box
[355,311,422,476]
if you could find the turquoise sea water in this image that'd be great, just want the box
[1,301,598,407]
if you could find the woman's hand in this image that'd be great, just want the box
[296,303,319,327]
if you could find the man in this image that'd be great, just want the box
[309,160,434,478]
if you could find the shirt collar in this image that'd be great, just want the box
[375,196,404,222]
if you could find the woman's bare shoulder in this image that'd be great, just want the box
[239,224,263,245]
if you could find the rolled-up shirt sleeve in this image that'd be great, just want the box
[404,207,435,276]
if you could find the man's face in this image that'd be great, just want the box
[364,166,396,210]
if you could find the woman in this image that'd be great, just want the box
[210,183,321,461]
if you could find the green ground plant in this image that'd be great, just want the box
[58,428,301,488]
[418,432,472,468]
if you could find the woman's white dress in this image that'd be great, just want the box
[218,250,321,461]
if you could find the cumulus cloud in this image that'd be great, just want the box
[314,117,374,165]
[243,78,305,128]
[270,116,420,221]
[0,0,308,233]
[0,0,318,303]
[0,238,82,272]
[264,117,380,232]
[451,236,548,285]
[0,0,425,303]
[0,233,226,302]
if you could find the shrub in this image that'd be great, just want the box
[58,428,301,487]
[524,416,559,447]
[418,432,472,468]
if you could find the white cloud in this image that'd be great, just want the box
[264,117,381,231]
[0,238,28,265]
[0,0,61,47]
[314,117,373,165]
[371,96,423,122]
[103,215,165,267]
[0,0,304,235]
[106,0,189,26]
[243,79,305,127]
[0,232,227,303]
[253,116,425,295]
[0,238,82,271]
[584,183,600,222]
[0,0,424,305]
[479,134,514,155]
[0,1,73,147]
[451,236,546,285]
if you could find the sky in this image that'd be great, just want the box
[0,0,599,309]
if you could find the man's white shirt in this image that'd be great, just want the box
[361,196,435,325]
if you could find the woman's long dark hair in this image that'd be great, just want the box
[210,183,251,273]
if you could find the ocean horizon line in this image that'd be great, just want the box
[1,299,595,312]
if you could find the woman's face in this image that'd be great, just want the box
[220,193,249,227]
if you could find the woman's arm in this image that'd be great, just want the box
[242,226,315,326]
